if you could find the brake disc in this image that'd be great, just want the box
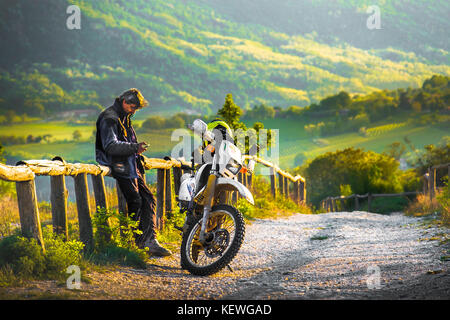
[204,229,230,258]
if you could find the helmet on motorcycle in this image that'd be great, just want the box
[207,118,233,141]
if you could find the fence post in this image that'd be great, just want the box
[156,169,166,230]
[294,181,300,205]
[91,174,111,243]
[15,179,45,251]
[172,167,182,196]
[165,168,173,220]
[247,172,253,191]
[423,174,428,195]
[428,167,436,202]
[284,177,289,199]
[270,167,277,199]
[91,174,108,210]
[50,175,68,240]
[278,172,284,197]
[73,173,93,251]
[300,181,305,203]
[354,195,359,211]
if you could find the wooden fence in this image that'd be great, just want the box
[320,162,449,213]
[0,155,305,251]
[320,192,420,213]
[424,163,450,202]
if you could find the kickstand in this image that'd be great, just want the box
[227,264,234,273]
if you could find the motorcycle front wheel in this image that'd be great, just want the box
[180,204,245,276]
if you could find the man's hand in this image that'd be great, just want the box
[137,142,148,154]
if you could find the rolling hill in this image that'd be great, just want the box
[0,0,449,119]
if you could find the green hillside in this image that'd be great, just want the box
[0,0,449,120]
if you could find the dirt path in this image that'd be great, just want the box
[1,211,449,300]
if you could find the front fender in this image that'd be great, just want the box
[215,177,254,205]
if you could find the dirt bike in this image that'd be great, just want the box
[174,119,256,276]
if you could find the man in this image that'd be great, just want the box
[95,88,171,257]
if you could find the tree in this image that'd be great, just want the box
[412,137,450,174]
[141,116,166,130]
[385,142,406,160]
[302,148,403,205]
[294,152,307,166]
[165,115,185,128]
[0,142,15,195]
[72,130,82,142]
[217,93,245,131]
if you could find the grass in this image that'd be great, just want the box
[0,174,312,288]
[405,182,450,227]
[310,235,329,241]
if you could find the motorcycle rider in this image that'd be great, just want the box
[95,88,172,257]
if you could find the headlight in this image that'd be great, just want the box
[224,159,241,177]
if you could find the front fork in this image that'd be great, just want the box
[199,173,217,243]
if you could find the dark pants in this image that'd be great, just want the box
[116,173,157,247]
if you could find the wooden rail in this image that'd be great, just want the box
[319,162,449,213]
[0,155,305,251]
[320,192,420,213]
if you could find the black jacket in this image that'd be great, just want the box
[95,98,143,179]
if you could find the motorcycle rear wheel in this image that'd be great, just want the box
[180,204,245,276]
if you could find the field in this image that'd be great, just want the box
[2,117,447,172]
[244,118,448,169]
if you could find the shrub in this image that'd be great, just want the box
[404,193,441,217]
[302,147,403,206]
[42,226,84,278]
[436,180,450,226]
[90,207,147,268]
[0,235,46,279]
[0,227,85,285]
[142,116,166,130]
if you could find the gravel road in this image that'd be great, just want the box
[1,211,449,300]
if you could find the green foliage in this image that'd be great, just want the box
[302,147,403,206]
[243,104,276,120]
[236,175,312,220]
[411,137,450,175]
[0,228,84,285]
[142,116,167,130]
[399,169,422,192]
[141,114,186,131]
[72,130,82,142]
[218,94,244,131]
[90,207,147,268]
[0,235,46,279]
[41,226,84,278]
[0,1,449,118]
[269,75,449,138]
[294,152,307,167]
[436,179,450,226]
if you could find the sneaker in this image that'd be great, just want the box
[145,239,172,257]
